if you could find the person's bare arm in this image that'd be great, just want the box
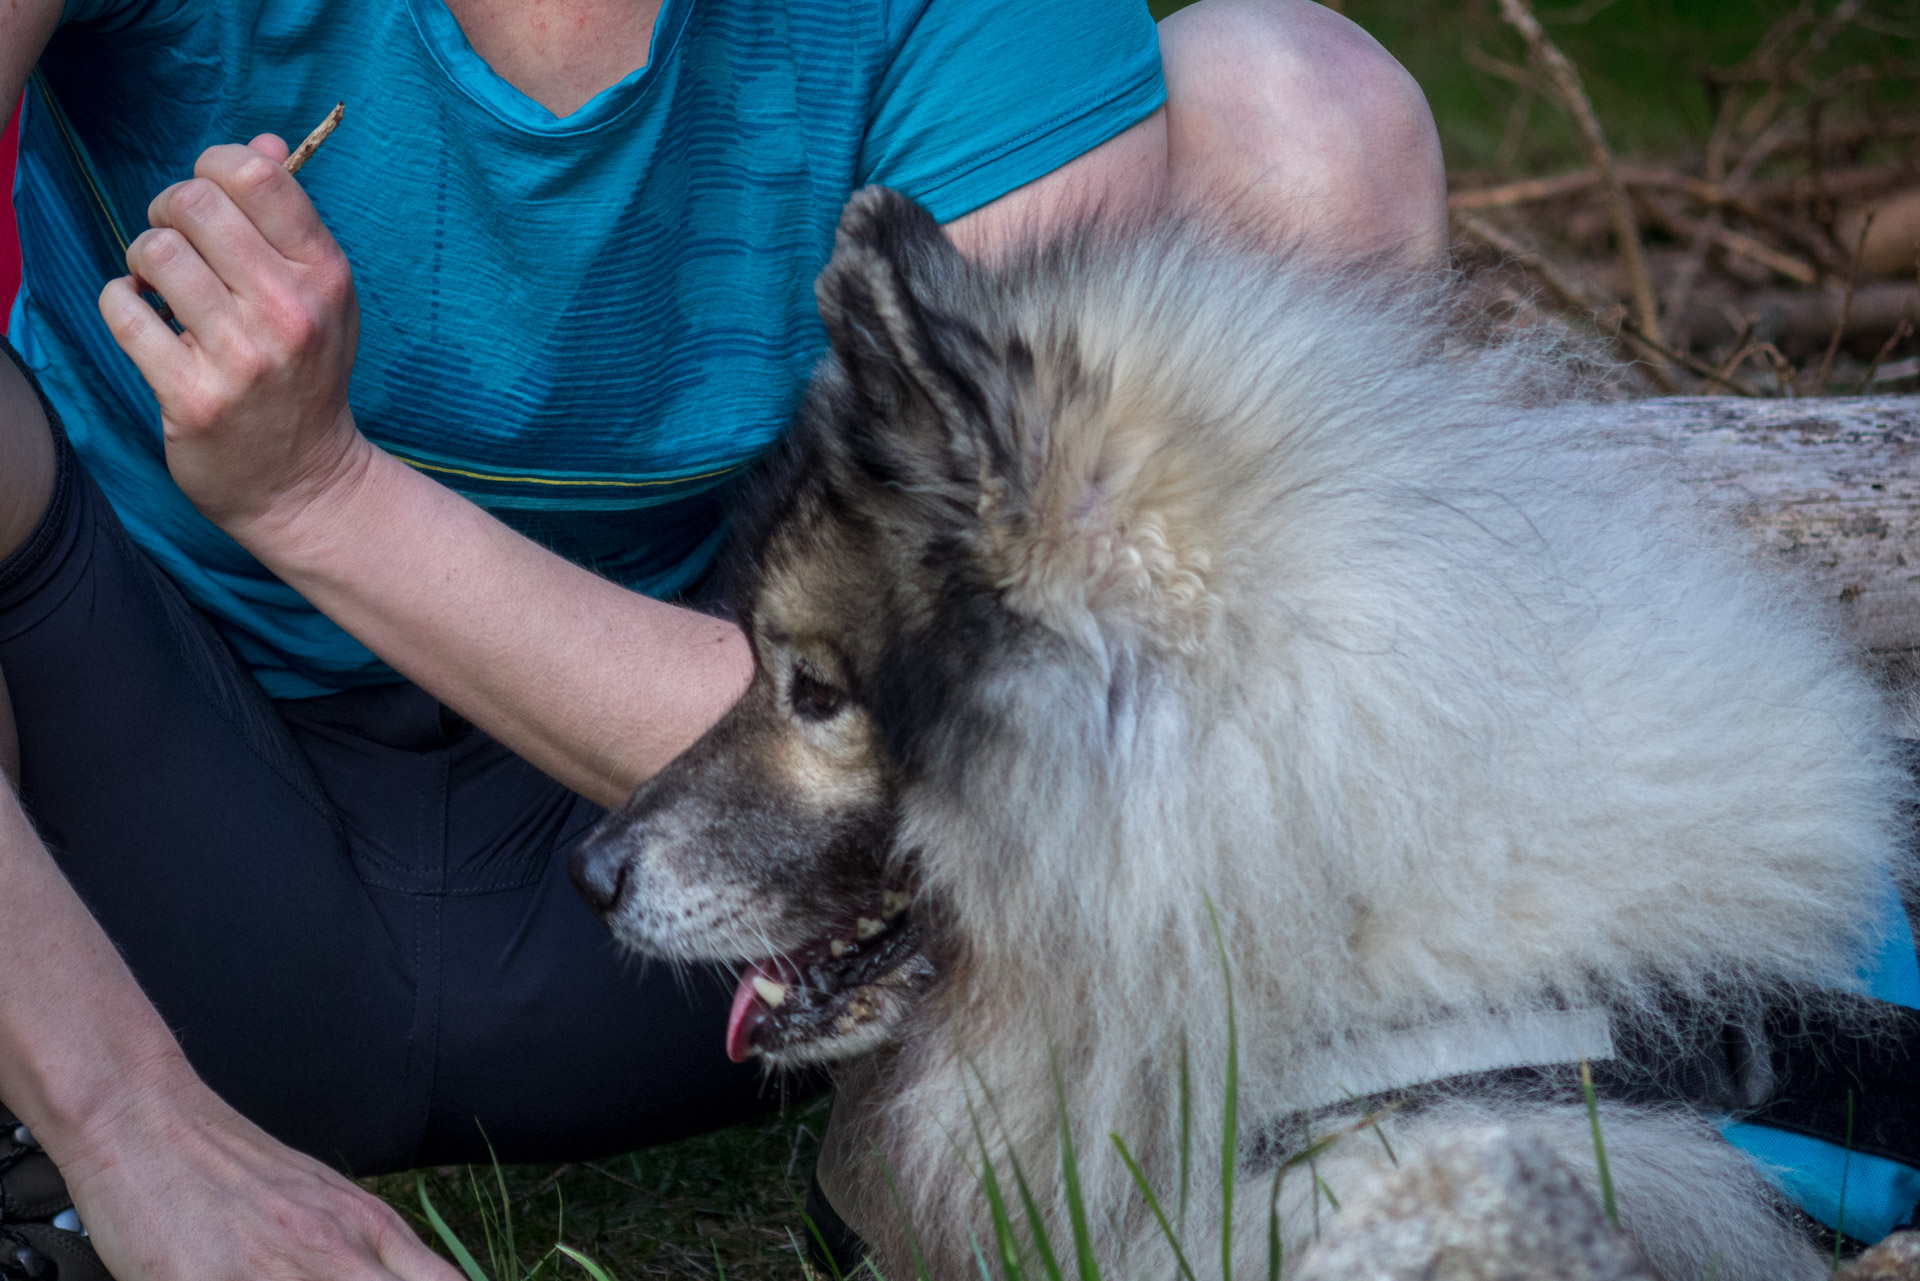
[100,136,753,808]
[95,110,1177,809]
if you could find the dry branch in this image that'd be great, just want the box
[285,102,344,175]
[1495,0,1664,348]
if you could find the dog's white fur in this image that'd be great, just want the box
[805,221,1906,1280]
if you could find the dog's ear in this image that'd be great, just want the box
[815,187,1019,500]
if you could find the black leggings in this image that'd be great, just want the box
[0,355,788,1174]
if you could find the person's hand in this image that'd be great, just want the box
[56,1070,460,1281]
[97,134,374,543]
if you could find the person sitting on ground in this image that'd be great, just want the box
[0,2,1445,1279]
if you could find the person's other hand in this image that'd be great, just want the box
[98,134,374,543]
[58,1074,460,1281]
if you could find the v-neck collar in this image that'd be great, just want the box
[404,0,689,135]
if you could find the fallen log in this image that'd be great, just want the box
[1586,395,1920,667]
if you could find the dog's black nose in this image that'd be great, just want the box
[568,833,631,915]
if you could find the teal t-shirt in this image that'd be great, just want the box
[11,0,1164,696]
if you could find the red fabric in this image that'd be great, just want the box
[0,99,19,315]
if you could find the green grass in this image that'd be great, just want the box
[361,1099,830,1281]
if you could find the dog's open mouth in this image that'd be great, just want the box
[726,887,935,1062]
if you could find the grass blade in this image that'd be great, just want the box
[1005,1143,1066,1281]
[1178,1037,1193,1240]
[419,1177,493,1281]
[873,1146,934,1281]
[1051,1062,1102,1281]
[553,1243,618,1281]
[1111,1134,1197,1281]
[1206,897,1239,1281]
[965,1078,1030,1280]
[1265,1163,1285,1281]
[797,1210,850,1281]
[973,1068,1063,1281]
[969,1227,996,1281]
[1578,1060,1617,1226]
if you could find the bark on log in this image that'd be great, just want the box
[1587,395,1920,665]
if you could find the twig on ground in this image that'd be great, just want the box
[1855,316,1914,392]
[1611,312,1761,396]
[1495,0,1665,348]
[1454,211,1607,313]
[1716,315,1759,382]
[1756,341,1799,396]
[1809,208,1873,393]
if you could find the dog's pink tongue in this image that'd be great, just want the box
[725,965,773,1063]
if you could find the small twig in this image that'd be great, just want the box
[580,1161,653,1196]
[286,101,345,175]
[1716,315,1759,381]
[1496,84,1536,170]
[1454,211,1607,313]
[1757,341,1799,397]
[1496,0,1664,349]
[1855,316,1915,393]
[1449,170,1601,210]
[1455,212,1685,392]
[1809,208,1874,394]
[1613,311,1761,396]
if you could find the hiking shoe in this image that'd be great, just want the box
[0,1109,112,1281]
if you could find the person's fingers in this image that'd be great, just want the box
[372,1219,466,1281]
[124,226,239,348]
[147,177,286,307]
[191,142,336,263]
[248,132,291,164]
[98,276,196,390]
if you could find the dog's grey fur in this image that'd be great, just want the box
[577,187,1911,1279]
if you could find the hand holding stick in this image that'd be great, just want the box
[150,103,343,323]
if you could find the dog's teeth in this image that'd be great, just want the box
[830,939,849,958]
[882,890,910,918]
[856,916,885,940]
[752,977,789,1007]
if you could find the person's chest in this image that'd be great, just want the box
[437,0,665,119]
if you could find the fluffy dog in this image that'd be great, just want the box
[571,187,1910,1280]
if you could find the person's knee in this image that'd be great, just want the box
[1160,0,1447,265]
[0,352,55,562]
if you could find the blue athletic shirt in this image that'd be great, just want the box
[10,0,1165,696]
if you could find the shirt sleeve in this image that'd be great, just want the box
[60,0,186,31]
[857,0,1166,224]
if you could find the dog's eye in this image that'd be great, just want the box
[789,668,848,721]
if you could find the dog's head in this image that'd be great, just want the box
[572,188,1230,1067]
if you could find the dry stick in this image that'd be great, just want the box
[1854,316,1914,393]
[1756,341,1799,396]
[1716,315,1759,380]
[1809,209,1873,394]
[1612,312,1761,396]
[1453,211,1605,315]
[1495,0,1667,361]
[285,102,345,175]
[1457,213,1764,395]
[151,102,344,325]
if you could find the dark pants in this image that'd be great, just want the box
[0,352,787,1174]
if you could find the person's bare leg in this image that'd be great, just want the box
[0,355,55,561]
[1159,0,1448,267]
[0,355,57,786]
